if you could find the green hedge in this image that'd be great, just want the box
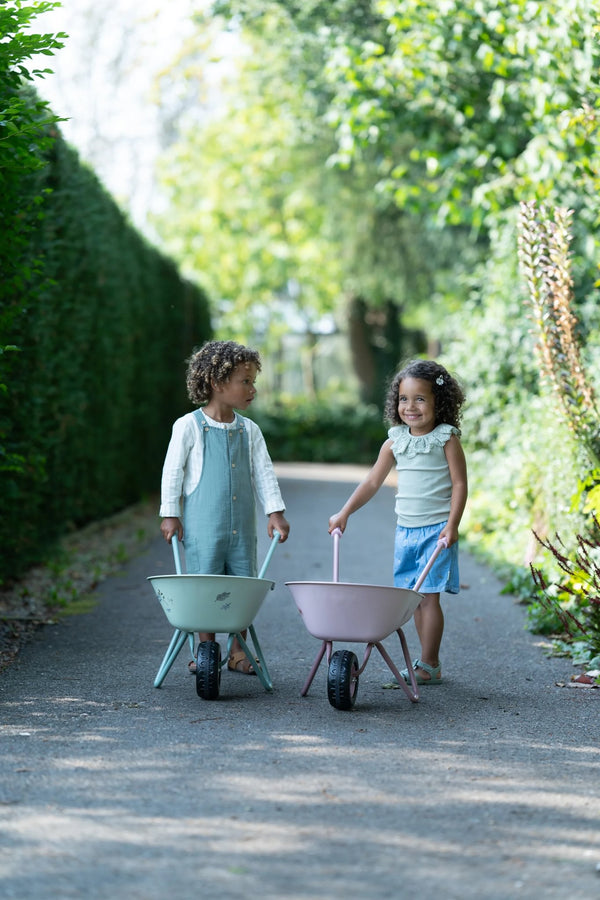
[248,399,387,464]
[0,126,212,583]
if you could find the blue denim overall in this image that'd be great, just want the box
[183,410,257,577]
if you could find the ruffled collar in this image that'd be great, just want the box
[388,423,457,458]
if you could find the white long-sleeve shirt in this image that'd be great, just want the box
[159,410,285,519]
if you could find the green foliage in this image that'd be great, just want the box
[525,600,565,637]
[215,1,600,228]
[248,398,386,464]
[530,521,600,661]
[0,2,66,486]
[155,14,342,343]
[156,4,475,409]
[518,200,600,465]
[322,2,600,225]
[432,212,590,591]
[513,199,600,662]
[0,3,66,290]
[0,126,211,583]
[0,0,66,177]
[191,2,600,668]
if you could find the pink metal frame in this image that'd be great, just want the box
[299,627,420,702]
[298,530,447,704]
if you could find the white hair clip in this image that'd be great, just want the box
[436,375,444,385]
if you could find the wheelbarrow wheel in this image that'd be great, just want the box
[327,649,359,710]
[196,640,221,700]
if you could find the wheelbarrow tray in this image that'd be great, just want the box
[286,580,422,643]
[148,573,274,633]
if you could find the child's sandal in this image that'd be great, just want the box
[382,659,442,689]
[227,650,257,676]
[403,659,442,685]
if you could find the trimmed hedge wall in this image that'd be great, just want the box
[0,127,211,583]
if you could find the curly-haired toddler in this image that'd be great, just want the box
[329,359,467,687]
[160,340,290,675]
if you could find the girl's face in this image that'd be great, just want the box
[397,377,436,435]
[214,362,258,410]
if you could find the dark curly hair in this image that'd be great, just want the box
[384,359,465,432]
[186,340,262,406]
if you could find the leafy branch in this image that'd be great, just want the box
[530,522,600,659]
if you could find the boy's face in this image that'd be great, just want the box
[213,362,258,410]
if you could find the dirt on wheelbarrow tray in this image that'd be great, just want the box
[0,498,160,672]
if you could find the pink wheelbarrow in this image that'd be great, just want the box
[286,528,447,710]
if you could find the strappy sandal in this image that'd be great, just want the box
[227,650,257,676]
[382,658,442,689]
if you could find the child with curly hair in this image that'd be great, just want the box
[160,340,290,675]
[329,359,467,686]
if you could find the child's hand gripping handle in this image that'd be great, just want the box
[414,537,448,593]
[331,527,343,583]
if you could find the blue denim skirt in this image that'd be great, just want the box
[393,521,459,594]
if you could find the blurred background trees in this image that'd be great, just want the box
[153,0,600,667]
[5,0,600,665]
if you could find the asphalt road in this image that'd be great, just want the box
[1,464,599,899]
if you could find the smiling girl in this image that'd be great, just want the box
[328,359,467,687]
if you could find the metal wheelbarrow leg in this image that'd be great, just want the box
[153,629,195,689]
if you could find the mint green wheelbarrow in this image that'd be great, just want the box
[148,533,280,699]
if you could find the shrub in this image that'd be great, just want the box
[0,127,212,583]
[530,521,600,664]
[249,397,386,464]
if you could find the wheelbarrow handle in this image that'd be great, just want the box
[330,529,448,590]
[331,527,342,582]
[170,531,281,579]
[171,533,183,575]
[414,537,448,592]
[258,530,281,579]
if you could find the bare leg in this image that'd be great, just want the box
[412,592,444,679]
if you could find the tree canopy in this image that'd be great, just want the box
[214,1,600,230]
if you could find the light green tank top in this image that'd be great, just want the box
[388,423,458,527]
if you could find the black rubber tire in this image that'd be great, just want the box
[196,641,221,700]
[327,649,359,710]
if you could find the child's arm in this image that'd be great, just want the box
[328,440,395,533]
[267,510,290,543]
[440,434,468,546]
[244,419,290,542]
[159,415,195,538]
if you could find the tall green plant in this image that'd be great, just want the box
[518,200,600,663]
[517,200,600,466]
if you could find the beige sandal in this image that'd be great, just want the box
[227,650,257,676]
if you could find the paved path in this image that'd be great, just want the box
[1,465,599,899]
